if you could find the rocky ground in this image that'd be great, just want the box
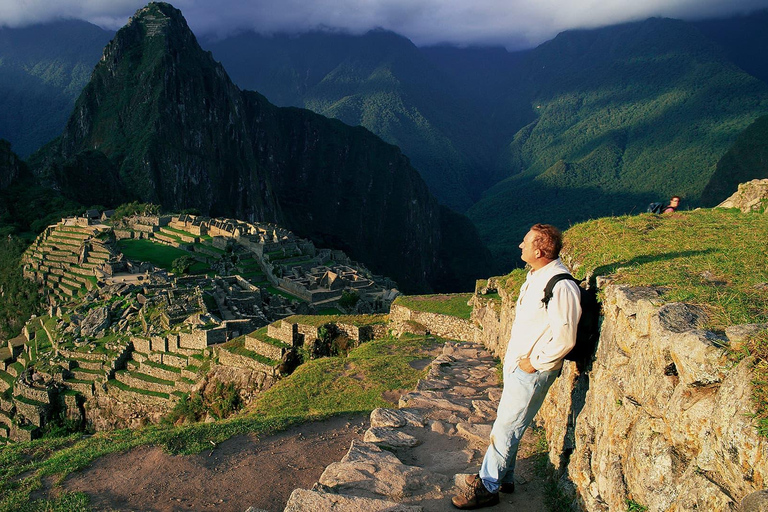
[55,340,550,511]
[278,340,550,512]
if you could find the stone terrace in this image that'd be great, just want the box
[22,218,116,305]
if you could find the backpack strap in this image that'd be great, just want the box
[542,274,580,307]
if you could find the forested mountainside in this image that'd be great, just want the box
[29,3,492,293]
[203,30,496,212]
[700,114,768,207]
[464,18,768,266]
[0,21,113,157]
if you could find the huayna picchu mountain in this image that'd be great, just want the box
[30,2,492,293]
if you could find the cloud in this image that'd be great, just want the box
[1,0,768,49]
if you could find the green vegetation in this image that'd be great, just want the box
[0,238,41,338]
[264,286,303,302]
[0,335,438,510]
[164,381,242,425]
[701,114,768,206]
[220,336,280,367]
[111,202,160,222]
[738,329,768,439]
[626,499,649,512]
[466,18,768,268]
[247,327,290,349]
[394,293,473,320]
[117,239,209,275]
[562,209,767,331]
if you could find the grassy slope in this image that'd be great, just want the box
[562,209,767,330]
[0,335,439,511]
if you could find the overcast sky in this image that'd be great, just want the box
[2,0,768,49]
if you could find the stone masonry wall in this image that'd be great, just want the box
[472,282,768,511]
[389,304,477,342]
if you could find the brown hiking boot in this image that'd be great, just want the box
[453,474,500,509]
[464,474,514,494]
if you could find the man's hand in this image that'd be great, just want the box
[519,357,536,373]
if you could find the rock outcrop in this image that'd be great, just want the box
[717,178,768,213]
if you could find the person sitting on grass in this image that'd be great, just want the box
[663,196,681,214]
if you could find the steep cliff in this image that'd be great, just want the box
[31,2,491,293]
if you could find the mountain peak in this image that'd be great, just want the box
[127,2,186,32]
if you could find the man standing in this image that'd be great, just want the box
[452,224,582,509]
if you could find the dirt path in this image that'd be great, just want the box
[60,415,367,512]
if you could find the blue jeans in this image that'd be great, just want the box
[479,365,560,493]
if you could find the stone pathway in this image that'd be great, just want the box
[261,340,549,512]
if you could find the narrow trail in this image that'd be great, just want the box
[278,340,551,512]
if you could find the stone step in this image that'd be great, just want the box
[181,365,199,380]
[60,276,82,289]
[0,370,14,393]
[107,379,171,402]
[0,409,12,428]
[115,370,176,394]
[9,422,39,442]
[6,362,24,378]
[144,350,190,368]
[72,358,105,371]
[15,383,50,404]
[71,368,105,381]
[64,379,95,397]
[13,395,48,427]
[139,360,181,381]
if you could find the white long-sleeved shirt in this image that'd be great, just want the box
[503,258,582,372]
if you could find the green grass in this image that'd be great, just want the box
[316,307,343,315]
[141,360,182,374]
[117,239,190,270]
[108,379,169,399]
[161,226,197,239]
[119,370,174,387]
[0,335,439,511]
[562,209,768,331]
[221,337,280,367]
[393,293,473,320]
[117,238,211,275]
[739,329,768,439]
[247,327,290,349]
[0,372,15,387]
[265,286,304,302]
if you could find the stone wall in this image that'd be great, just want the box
[389,304,478,342]
[216,347,279,377]
[473,282,768,511]
[267,320,297,345]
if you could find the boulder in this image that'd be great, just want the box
[80,306,110,338]
[717,179,768,213]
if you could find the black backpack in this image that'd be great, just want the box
[647,202,665,214]
[542,274,601,362]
